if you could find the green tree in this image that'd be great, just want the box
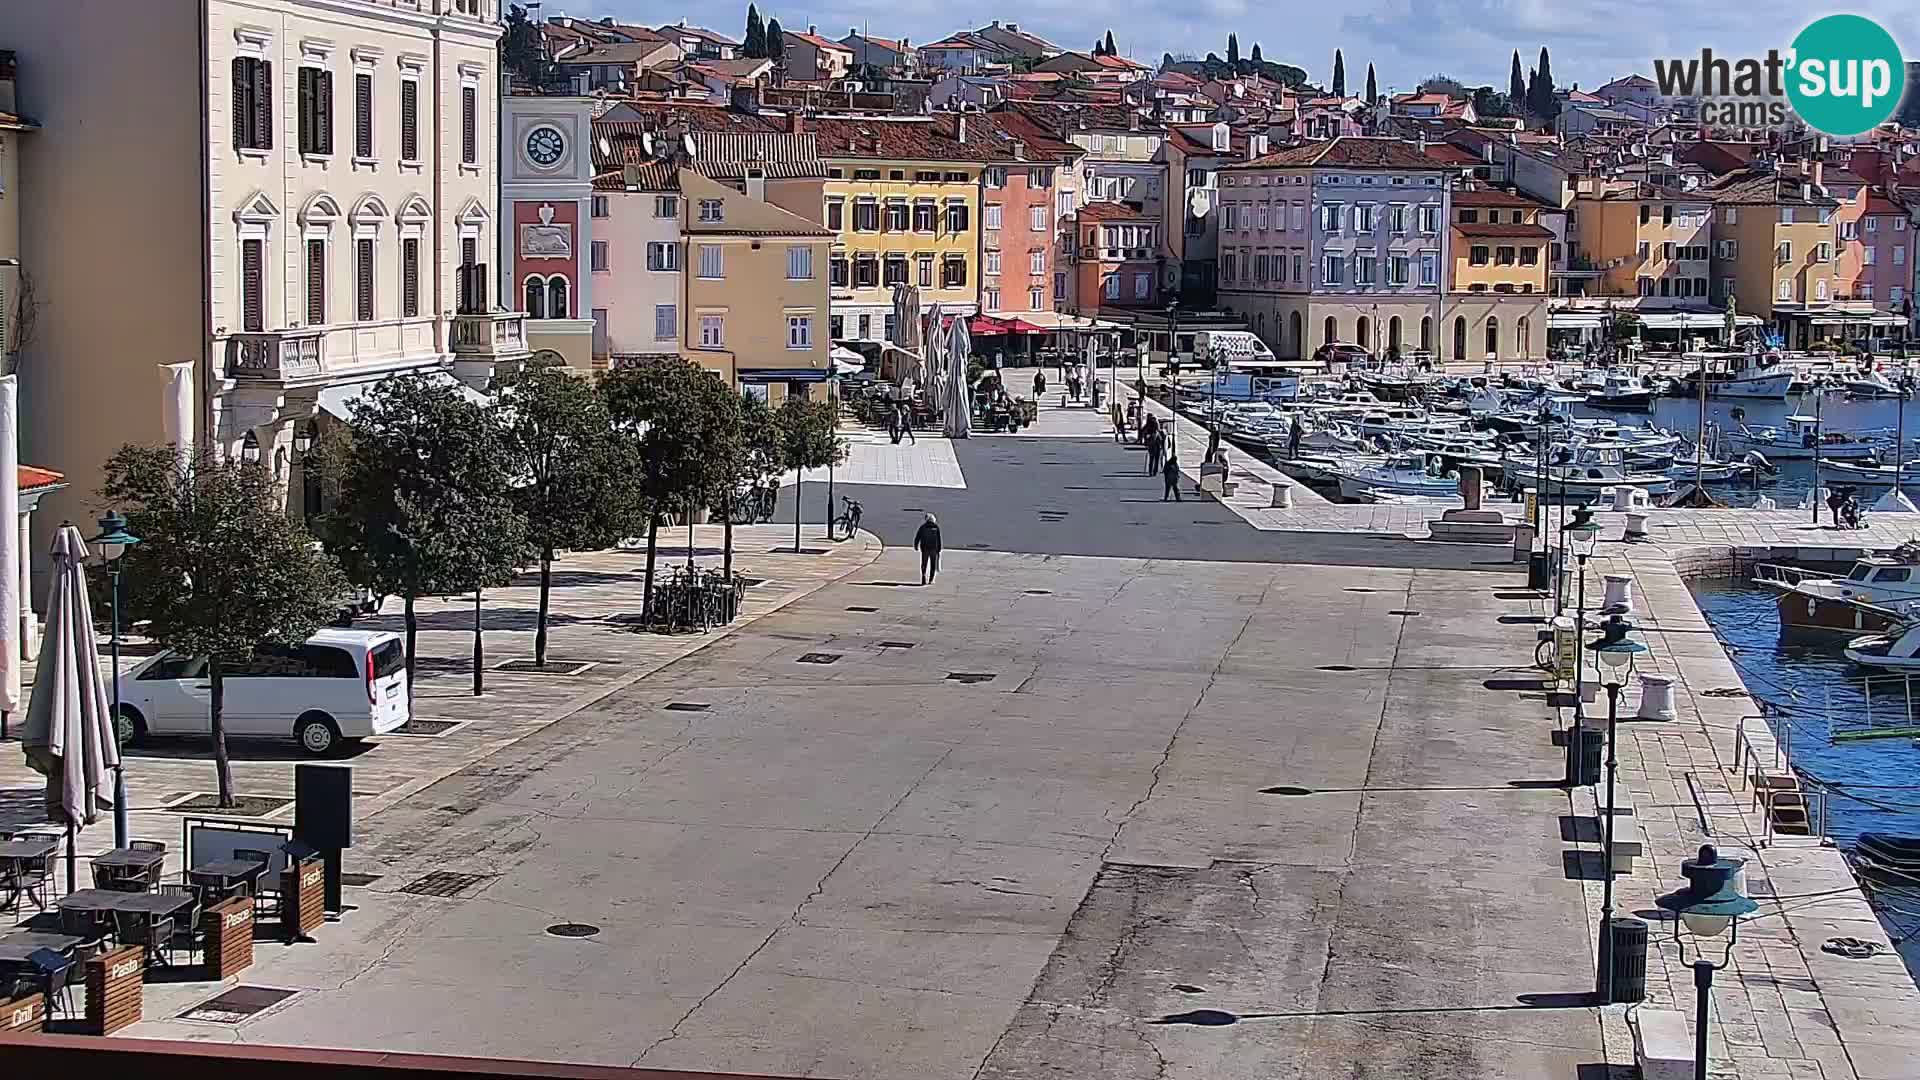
[495,358,640,668]
[1227,34,1239,68]
[765,17,786,74]
[1420,73,1468,98]
[600,358,721,618]
[1332,49,1345,96]
[1250,43,1262,64]
[775,395,846,552]
[1530,47,1559,121]
[320,374,527,694]
[1103,30,1117,57]
[743,4,765,58]
[1509,51,1527,114]
[1365,63,1377,103]
[500,4,545,85]
[709,390,782,580]
[1473,86,1513,118]
[102,446,349,802]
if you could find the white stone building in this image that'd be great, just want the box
[6,0,523,536]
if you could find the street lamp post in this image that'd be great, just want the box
[91,510,141,848]
[1562,506,1600,787]
[1655,844,1758,1080]
[1589,612,1648,1004]
[1166,300,1180,447]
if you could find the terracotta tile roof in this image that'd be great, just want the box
[1092,54,1146,70]
[1704,167,1838,207]
[848,32,904,51]
[1824,165,1869,187]
[1594,180,1706,202]
[1452,187,1547,208]
[1422,143,1481,166]
[1003,101,1154,136]
[684,58,773,81]
[688,132,826,180]
[1223,136,1446,171]
[657,23,740,47]
[1864,188,1911,215]
[783,29,851,53]
[970,111,1086,163]
[19,466,63,490]
[1077,201,1145,221]
[1393,93,1452,106]
[1453,221,1555,239]
[810,115,1005,163]
[595,105,786,137]
[555,41,677,66]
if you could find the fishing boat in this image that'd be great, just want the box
[1753,543,1920,636]
[1501,443,1676,502]
[1586,374,1654,412]
[1853,832,1920,885]
[1722,415,1883,461]
[1817,458,1920,489]
[1843,621,1920,669]
[1664,458,1756,483]
[1673,350,1794,400]
[1327,453,1461,500]
[1841,369,1906,399]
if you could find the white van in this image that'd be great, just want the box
[115,629,409,757]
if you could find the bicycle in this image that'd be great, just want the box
[831,495,864,541]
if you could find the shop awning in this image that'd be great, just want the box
[1636,312,1762,329]
[1547,312,1605,330]
[316,368,487,419]
[1005,311,1128,332]
[738,368,832,383]
[1808,313,1906,326]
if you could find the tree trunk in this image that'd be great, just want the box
[210,656,234,808]
[722,488,735,581]
[404,591,418,708]
[794,474,803,553]
[535,546,553,667]
[643,509,660,621]
[472,589,485,696]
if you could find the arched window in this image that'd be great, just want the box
[1323,315,1337,347]
[547,276,569,318]
[1420,315,1433,353]
[1517,317,1531,359]
[1288,312,1303,358]
[524,276,547,319]
[1388,316,1402,354]
[1355,316,1371,353]
[1485,316,1500,359]
[1452,316,1467,361]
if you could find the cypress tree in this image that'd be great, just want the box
[1227,34,1240,67]
[1365,63,1377,104]
[744,5,765,58]
[1104,30,1117,57]
[1509,50,1527,112]
[766,17,786,70]
[1250,43,1263,64]
[1332,49,1346,97]
[1534,47,1558,119]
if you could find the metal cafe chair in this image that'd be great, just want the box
[156,884,204,964]
[233,848,275,913]
[112,909,175,969]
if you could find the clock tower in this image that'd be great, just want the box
[500,92,598,369]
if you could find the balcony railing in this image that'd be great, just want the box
[451,312,529,358]
[226,328,325,381]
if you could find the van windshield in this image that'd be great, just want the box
[370,640,407,680]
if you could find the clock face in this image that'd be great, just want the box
[526,126,565,167]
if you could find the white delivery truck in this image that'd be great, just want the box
[1195,331,1299,402]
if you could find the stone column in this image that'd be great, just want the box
[17,512,35,658]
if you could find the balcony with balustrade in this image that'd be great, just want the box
[225,328,326,383]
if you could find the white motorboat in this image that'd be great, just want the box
[1842,369,1906,399]
[1586,374,1654,412]
[1722,415,1883,461]
[1844,621,1920,670]
[1664,458,1756,483]
[1818,459,1920,489]
[1675,351,1794,400]
[1502,443,1676,501]
[1328,453,1461,500]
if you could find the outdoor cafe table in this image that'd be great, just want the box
[0,932,82,966]
[0,839,59,865]
[188,859,268,900]
[88,848,166,877]
[57,889,194,919]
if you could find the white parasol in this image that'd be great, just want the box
[946,312,973,439]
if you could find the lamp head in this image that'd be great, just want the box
[1562,505,1601,553]
[1588,613,1647,681]
[91,510,140,561]
[1655,843,1756,942]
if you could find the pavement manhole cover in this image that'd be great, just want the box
[877,641,916,649]
[798,652,842,665]
[846,605,879,612]
[546,922,601,938]
[665,701,711,711]
[393,718,461,736]
[165,794,290,817]
[494,659,596,676]
[399,871,495,898]
[1388,610,1422,617]
[946,672,996,684]
[340,873,382,887]
[180,985,298,1024]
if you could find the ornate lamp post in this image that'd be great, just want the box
[1589,613,1648,1003]
[1655,844,1757,1080]
[91,510,141,848]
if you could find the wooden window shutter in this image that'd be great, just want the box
[297,67,314,153]
[402,238,420,318]
[356,238,375,321]
[459,237,477,312]
[254,60,273,150]
[317,71,333,155]
[232,58,249,148]
[400,80,418,160]
[241,239,265,332]
[354,74,372,158]
[306,239,326,324]
[461,86,476,164]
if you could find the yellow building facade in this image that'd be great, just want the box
[1569,182,1713,303]
[1443,188,1550,362]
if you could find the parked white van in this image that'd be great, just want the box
[114,629,409,757]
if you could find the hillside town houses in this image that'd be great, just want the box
[7,2,1920,578]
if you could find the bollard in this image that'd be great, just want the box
[1624,512,1648,540]
[1271,482,1293,509]
[1602,573,1633,614]
[1636,674,1676,721]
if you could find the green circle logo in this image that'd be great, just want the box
[1786,15,1906,136]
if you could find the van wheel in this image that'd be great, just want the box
[295,713,342,757]
[114,705,148,748]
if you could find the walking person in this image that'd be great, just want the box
[896,402,917,444]
[1145,427,1164,475]
[1288,413,1305,459]
[913,513,943,585]
[1033,371,1047,399]
[1161,450,1183,501]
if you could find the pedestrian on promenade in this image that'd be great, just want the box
[1288,414,1304,459]
[896,402,916,444]
[1111,400,1127,442]
[1161,451,1183,501]
[1140,412,1160,451]
[914,513,943,585]
[1033,371,1047,398]
[1145,428,1164,475]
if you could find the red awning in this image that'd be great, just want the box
[968,314,1014,334]
[1000,317,1048,335]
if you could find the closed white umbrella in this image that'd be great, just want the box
[22,525,120,889]
[947,314,973,439]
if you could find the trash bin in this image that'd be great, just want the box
[1578,719,1603,786]
[1528,550,1551,590]
[1604,916,1649,1003]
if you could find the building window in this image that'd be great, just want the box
[654,304,676,340]
[297,67,333,156]
[1388,255,1409,286]
[1028,249,1045,275]
[1104,274,1121,299]
[1356,254,1376,286]
[241,238,266,332]
[985,166,1007,188]
[355,237,375,321]
[787,315,812,349]
[829,257,849,287]
[1419,251,1438,286]
[913,201,936,232]
[590,240,610,272]
[698,244,723,279]
[854,255,879,288]
[461,85,477,165]
[655,195,678,219]
[1520,246,1538,266]
[945,204,969,233]
[699,199,724,223]
[918,255,934,287]
[1419,205,1440,233]
[1639,205,1650,225]
[353,73,373,158]
[826,200,844,230]
[887,201,911,231]
[232,57,274,151]
[1030,167,1052,187]
[1495,246,1516,266]
[984,204,1002,230]
[305,239,326,325]
[1029,205,1047,232]
[525,277,546,318]
[591,195,610,218]
[1469,246,1490,267]
[1054,272,1066,300]
[787,246,814,280]
[647,242,678,271]
[854,200,880,231]
[548,277,568,317]
[942,257,967,288]
[401,237,420,318]
[1323,254,1345,286]
[884,255,909,286]
[983,288,1001,310]
[1030,286,1044,309]
[699,313,724,347]
[399,78,419,161]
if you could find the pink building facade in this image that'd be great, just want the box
[1859,189,1911,314]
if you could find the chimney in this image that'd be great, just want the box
[1811,157,1825,192]
[1128,112,1140,131]
[957,115,968,143]
[789,111,806,134]
[808,25,817,36]
[731,82,758,113]
[1012,139,1026,160]
[1007,23,1019,31]
[992,20,1002,28]
[746,167,767,202]
[0,50,16,115]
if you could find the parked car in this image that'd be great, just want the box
[1312,342,1374,368]
[113,629,409,757]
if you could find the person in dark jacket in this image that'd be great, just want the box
[1033,371,1047,398]
[1145,428,1165,475]
[1162,450,1183,501]
[914,513,943,585]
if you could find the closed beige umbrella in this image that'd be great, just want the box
[22,525,120,890]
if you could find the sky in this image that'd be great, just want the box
[533,0,1920,94]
